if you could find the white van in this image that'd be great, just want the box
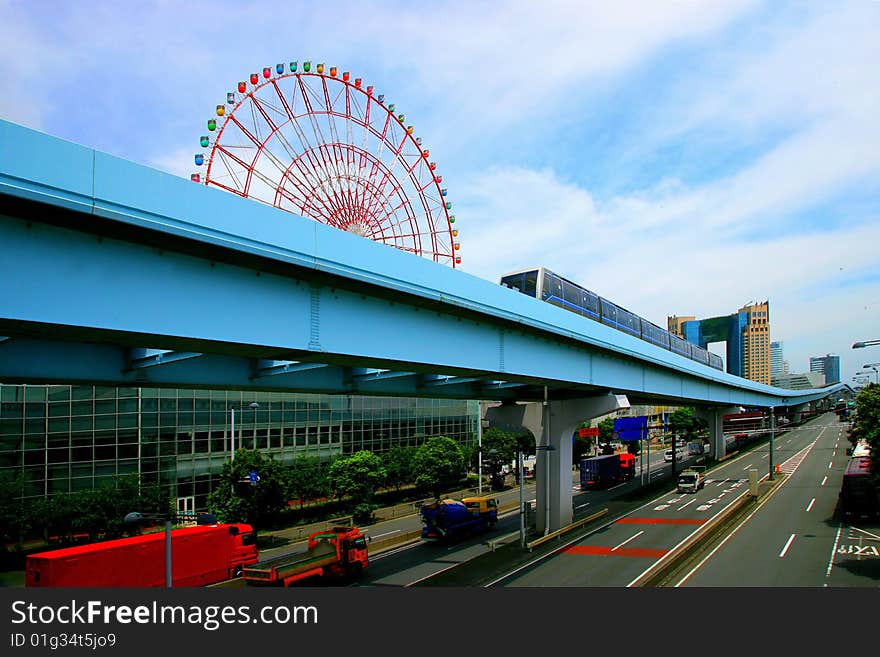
[664,447,686,462]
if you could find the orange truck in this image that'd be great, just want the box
[243,526,369,587]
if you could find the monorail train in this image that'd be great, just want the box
[499,267,724,372]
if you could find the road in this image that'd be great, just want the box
[488,415,853,587]
[676,414,878,586]
[355,447,696,586]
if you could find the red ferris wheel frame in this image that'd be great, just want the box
[192,61,460,268]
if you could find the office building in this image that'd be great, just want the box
[0,384,477,513]
[773,372,826,390]
[668,300,771,384]
[809,354,840,385]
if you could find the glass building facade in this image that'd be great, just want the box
[0,384,478,513]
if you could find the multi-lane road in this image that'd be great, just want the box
[487,413,876,587]
[236,414,875,589]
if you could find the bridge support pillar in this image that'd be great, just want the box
[487,393,629,535]
[791,402,810,424]
[695,406,740,460]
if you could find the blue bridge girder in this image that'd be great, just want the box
[0,119,845,409]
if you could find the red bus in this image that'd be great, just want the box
[839,457,879,520]
[26,523,258,587]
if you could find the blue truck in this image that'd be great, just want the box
[580,453,636,489]
[419,496,499,542]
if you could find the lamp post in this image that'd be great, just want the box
[856,371,876,386]
[518,449,525,549]
[862,364,880,384]
[124,511,172,588]
[853,340,880,349]
[768,407,775,480]
[477,416,484,495]
[230,401,261,461]
[534,444,555,537]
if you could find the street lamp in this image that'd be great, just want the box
[534,444,556,537]
[863,364,880,384]
[853,340,880,349]
[124,511,173,588]
[230,401,260,461]
[857,370,878,385]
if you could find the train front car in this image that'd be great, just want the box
[499,266,724,372]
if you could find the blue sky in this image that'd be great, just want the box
[2,0,878,387]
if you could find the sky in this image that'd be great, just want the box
[1,0,878,388]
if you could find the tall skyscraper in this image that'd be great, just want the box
[810,354,840,384]
[771,341,784,381]
[668,300,771,384]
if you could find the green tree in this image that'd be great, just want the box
[412,436,465,498]
[383,446,417,491]
[0,472,27,549]
[667,407,707,442]
[598,417,616,445]
[207,449,289,529]
[286,456,329,508]
[853,383,880,476]
[327,450,386,504]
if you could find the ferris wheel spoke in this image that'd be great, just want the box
[270,79,295,120]
[200,63,459,267]
[250,96,283,142]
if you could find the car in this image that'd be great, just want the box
[664,447,686,462]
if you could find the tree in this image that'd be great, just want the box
[327,450,386,504]
[286,456,330,508]
[412,436,465,498]
[482,427,518,464]
[572,435,592,464]
[598,417,616,445]
[207,449,289,529]
[383,446,417,491]
[0,472,28,549]
[852,383,880,477]
[667,407,707,442]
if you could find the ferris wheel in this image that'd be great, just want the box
[191,60,461,267]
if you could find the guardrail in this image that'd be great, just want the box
[525,508,609,552]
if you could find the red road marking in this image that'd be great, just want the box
[616,517,706,525]
[563,545,668,558]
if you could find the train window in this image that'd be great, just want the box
[522,270,538,297]
[547,273,563,302]
[500,272,525,292]
[563,280,581,309]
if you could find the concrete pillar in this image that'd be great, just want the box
[694,406,741,460]
[487,394,630,534]
[791,402,809,424]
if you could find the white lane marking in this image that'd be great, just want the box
[779,534,796,557]
[369,529,400,539]
[612,530,644,551]
[826,525,843,579]
[575,502,590,509]
[678,499,697,511]
[821,476,828,486]
[806,498,815,512]
[849,526,880,540]
[828,461,833,469]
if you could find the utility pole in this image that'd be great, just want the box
[769,406,775,480]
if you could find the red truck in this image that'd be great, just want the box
[243,526,369,587]
[25,523,258,587]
